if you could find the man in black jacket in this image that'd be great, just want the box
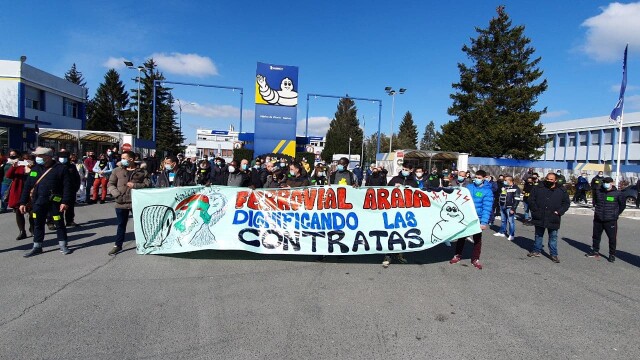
[387,164,418,188]
[586,177,626,262]
[58,150,81,227]
[590,171,605,205]
[19,147,73,257]
[527,173,571,263]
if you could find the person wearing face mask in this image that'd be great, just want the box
[450,170,493,270]
[522,176,534,224]
[388,164,419,188]
[250,159,267,188]
[590,171,605,206]
[91,153,114,204]
[451,170,470,187]
[5,152,35,239]
[1,149,19,213]
[58,150,81,227]
[107,150,151,255]
[157,155,190,188]
[264,161,281,188]
[365,166,387,186]
[353,164,364,186]
[427,168,441,188]
[527,173,571,263]
[413,166,426,190]
[225,160,251,187]
[585,177,625,263]
[329,157,358,187]
[494,176,521,241]
[70,153,87,204]
[83,152,98,203]
[211,157,228,186]
[441,168,450,187]
[555,169,566,187]
[284,162,311,188]
[18,147,74,257]
[310,164,328,186]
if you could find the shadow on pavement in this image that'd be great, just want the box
[562,237,640,268]
[0,233,94,254]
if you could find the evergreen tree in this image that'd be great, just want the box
[420,121,440,150]
[86,69,129,132]
[127,59,184,155]
[438,6,548,159]
[363,133,390,163]
[64,63,86,88]
[320,97,363,163]
[396,111,418,149]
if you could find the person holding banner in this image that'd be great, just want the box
[107,151,151,256]
[225,160,251,187]
[329,157,358,187]
[450,170,493,270]
[310,164,328,186]
[284,162,310,188]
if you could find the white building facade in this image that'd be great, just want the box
[541,112,640,171]
[0,59,87,152]
[194,126,240,162]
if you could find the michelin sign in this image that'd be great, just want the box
[254,62,299,157]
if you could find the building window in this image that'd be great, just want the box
[631,127,640,144]
[579,132,587,146]
[558,135,566,147]
[568,134,576,147]
[603,129,613,145]
[591,131,600,145]
[63,98,78,118]
[25,86,44,111]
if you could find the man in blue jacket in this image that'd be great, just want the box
[19,147,73,257]
[450,170,493,270]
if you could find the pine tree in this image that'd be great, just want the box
[127,59,184,155]
[438,6,548,159]
[420,121,440,150]
[64,63,86,88]
[320,97,363,162]
[396,111,418,149]
[363,133,390,163]
[86,69,129,132]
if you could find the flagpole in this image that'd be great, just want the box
[615,112,623,187]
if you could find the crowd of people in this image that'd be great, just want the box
[0,148,637,266]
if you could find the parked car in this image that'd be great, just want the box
[621,186,638,207]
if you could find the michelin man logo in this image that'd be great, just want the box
[431,201,467,244]
[256,74,298,106]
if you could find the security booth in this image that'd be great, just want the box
[377,150,467,178]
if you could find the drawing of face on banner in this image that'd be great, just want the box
[255,63,299,107]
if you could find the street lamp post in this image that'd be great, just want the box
[176,99,183,143]
[361,115,365,166]
[348,137,352,165]
[384,87,406,153]
[124,61,146,139]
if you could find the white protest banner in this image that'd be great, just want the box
[132,186,481,255]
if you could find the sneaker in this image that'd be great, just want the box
[507,235,514,241]
[47,223,57,231]
[608,255,615,263]
[472,259,483,270]
[551,256,560,263]
[100,200,105,204]
[493,233,506,237]
[23,247,43,258]
[108,246,122,256]
[394,254,408,264]
[449,254,462,264]
[585,251,600,258]
[382,255,391,268]
[16,231,27,240]
[60,247,73,255]
[67,222,80,227]
[527,251,541,257]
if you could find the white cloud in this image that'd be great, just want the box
[297,116,332,137]
[179,102,253,119]
[151,53,218,77]
[102,56,127,69]
[541,110,569,119]
[581,2,640,62]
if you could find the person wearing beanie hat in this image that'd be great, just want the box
[586,177,626,262]
[18,147,74,257]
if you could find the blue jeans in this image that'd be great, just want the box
[533,226,558,256]
[523,202,530,220]
[499,207,516,236]
[115,208,131,247]
[0,182,10,211]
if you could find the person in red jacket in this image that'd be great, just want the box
[5,152,35,240]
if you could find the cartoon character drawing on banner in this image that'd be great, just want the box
[431,201,467,245]
[256,74,298,106]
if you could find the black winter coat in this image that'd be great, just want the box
[20,161,73,208]
[593,187,626,222]
[365,173,387,186]
[528,185,571,230]
[65,162,81,193]
[387,174,419,188]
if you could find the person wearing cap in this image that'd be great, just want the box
[58,149,81,227]
[19,147,74,257]
[585,177,626,262]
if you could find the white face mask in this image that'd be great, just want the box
[228,166,236,173]
[415,172,424,178]
[317,171,324,177]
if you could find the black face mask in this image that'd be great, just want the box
[544,180,555,188]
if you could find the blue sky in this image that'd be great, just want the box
[1,1,639,144]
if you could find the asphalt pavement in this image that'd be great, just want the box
[0,201,639,360]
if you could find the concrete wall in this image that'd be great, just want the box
[0,80,18,117]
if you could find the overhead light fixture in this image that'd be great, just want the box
[123,60,134,67]
[399,88,406,94]
[388,90,396,95]
[384,86,392,91]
